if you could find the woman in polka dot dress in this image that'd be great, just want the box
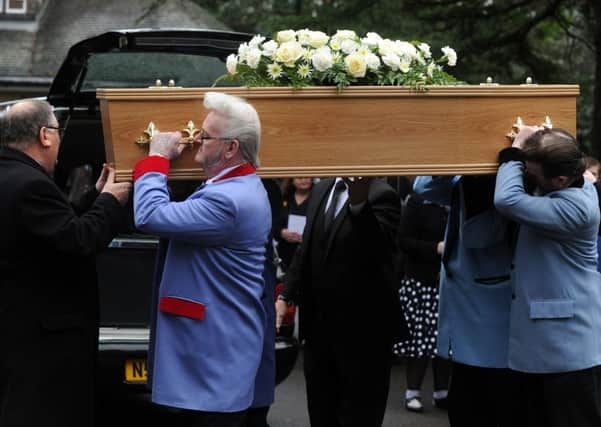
[394,191,451,413]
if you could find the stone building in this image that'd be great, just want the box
[0,0,226,100]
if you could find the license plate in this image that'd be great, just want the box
[124,359,147,383]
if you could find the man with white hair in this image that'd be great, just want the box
[133,92,271,426]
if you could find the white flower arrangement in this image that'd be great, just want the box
[218,29,461,90]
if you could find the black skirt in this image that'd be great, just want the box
[393,276,440,358]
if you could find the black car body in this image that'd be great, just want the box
[1,29,298,404]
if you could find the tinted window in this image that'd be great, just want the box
[81,52,235,91]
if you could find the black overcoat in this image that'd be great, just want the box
[0,147,124,426]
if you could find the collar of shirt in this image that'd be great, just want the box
[324,177,349,216]
[205,163,245,185]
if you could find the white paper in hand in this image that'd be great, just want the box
[287,214,307,234]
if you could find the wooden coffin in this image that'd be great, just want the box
[96,85,579,181]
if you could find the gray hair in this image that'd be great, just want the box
[203,92,261,167]
[1,100,54,148]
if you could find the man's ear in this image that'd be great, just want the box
[38,127,52,148]
[551,175,570,189]
[224,138,240,159]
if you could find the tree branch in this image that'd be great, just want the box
[554,10,595,52]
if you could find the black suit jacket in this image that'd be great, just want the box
[283,178,407,344]
[0,147,125,426]
[398,193,447,286]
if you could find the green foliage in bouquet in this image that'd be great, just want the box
[216,29,462,91]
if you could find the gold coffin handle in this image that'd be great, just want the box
[135,122,159,146]
[180,120,200,146]
[135,121,200,146]
[505,116,553,141]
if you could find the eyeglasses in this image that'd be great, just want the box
[44,125,66,139]
[196,130,233,145]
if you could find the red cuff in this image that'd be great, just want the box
[159,297,205,320]
[133,156,170,182]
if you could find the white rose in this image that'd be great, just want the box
[418,43,431,58]
[226,54,238,75]
[399,59,411,73]
[330,30,357,51]
[345,52,367,78]
[333,29,357,41]
[246,48,262,69]
[249,35,265,48]
[382,53,400,71]
[296,29,311,45]
[341,39,359,54]
[378,39,396,57]
[395,41,418,60]
[277,30,297,43]
[238,42,249,62]
[311,47,334,72]
[361,32,383,48]
[441,46,457,66]
[308,31,329,48]
[357,45,372,56]
[275,41,304,66]
[262,40,278,57]
[365,53,381,71]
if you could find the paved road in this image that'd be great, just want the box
[97,348,450,427]
[268,349,449,427]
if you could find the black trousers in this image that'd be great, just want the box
[514,365,601,427]
[186,409,247,427]
[447,362,517,427]
[303,333,392,427]
[406,356,451,391]
[245,406,270,427]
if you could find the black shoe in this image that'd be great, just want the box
[433,396,449,410]
[405,396,423,413]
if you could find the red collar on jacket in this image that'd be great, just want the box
[212,163,256,183]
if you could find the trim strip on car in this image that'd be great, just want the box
[99,327,149,344]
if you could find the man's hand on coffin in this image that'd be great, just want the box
[512,125,542,149]
[584,170,597,183]
[95,163,111,192]
[149,131,185,160]
[101,166,132,205]
[344,176,373,205]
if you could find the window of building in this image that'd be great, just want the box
[6,0,27,13]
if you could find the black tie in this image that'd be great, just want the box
[323,180,346,235]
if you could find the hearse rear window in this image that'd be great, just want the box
[80,52,234,90]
